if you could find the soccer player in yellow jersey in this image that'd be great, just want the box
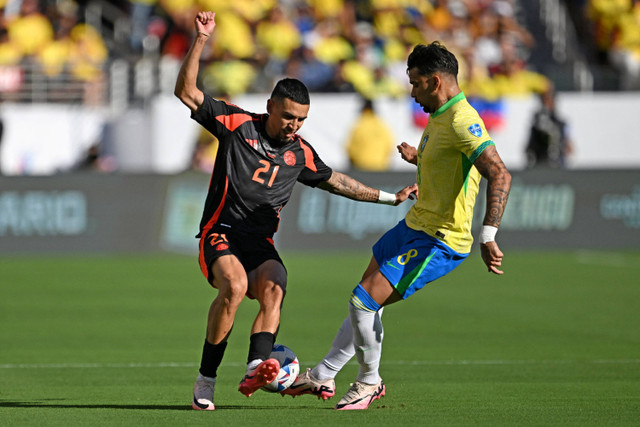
[284,42,512,410]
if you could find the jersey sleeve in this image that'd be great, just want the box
[296,139,333,187]
[452,111,495,163]
[190,93,247,139]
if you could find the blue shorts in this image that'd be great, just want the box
[373,220,468,299]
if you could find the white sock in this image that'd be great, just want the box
[313,316,355,380]
[349,302,384,385]
[312,307,385,381]
[247,358,262,372]
[197,373,217,384]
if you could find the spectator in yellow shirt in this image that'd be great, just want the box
[345,98,395,171]
[68,23,108,83]
[36,0,78,77]
[256,6,301,62]
[202,51,256,96]
[6,0,53,56]
[0,25,22,66]
[210,11,255,59]
[490,41,549,98]
[311,19,354,64]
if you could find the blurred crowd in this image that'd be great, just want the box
[123,0,550,100]
[0,0,638,104]
[0,0,108,103]
[1,0,551,104]
[587,0,640,90]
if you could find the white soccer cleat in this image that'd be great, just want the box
[280,368,336,400]
[192,373,216,410]
[334,378,385,410]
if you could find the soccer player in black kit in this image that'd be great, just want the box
[175,11,417,410]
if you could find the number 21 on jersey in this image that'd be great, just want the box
[252,160,279,187]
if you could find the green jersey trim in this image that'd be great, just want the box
[431,92,466,119]
[469,140,495,164]
[461,154,473,196]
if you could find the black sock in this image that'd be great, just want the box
[247,332,275,364]
[199,340,227,378]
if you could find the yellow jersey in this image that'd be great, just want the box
[346,111,395,171]
[405,92,494,254]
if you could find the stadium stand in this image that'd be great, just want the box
[1,0,635,110]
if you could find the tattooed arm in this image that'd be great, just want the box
[317,171,417,206]
[473,145,512,275]
[474,145,511,227]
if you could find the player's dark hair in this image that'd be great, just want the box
[407,42,458,79]
[271,78,310,105]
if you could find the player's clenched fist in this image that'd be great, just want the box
[195,11,216,36]
[397,142,418,165]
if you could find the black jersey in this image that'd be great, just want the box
[191,93,333,238]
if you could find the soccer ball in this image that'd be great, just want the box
[261,344,300,393]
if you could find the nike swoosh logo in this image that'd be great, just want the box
[287,382,308,390]
[192,395,210,409]
[385,262,400,270]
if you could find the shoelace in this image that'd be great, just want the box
[344,382,366,398]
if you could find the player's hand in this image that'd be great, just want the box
[394,184,418,206]
[397,142,418,165]
[480,241,504,275]
[195,11,216,36]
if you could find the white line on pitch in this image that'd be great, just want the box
[574,251,639,268]
[1,359,638,370]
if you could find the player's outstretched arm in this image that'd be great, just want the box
[397,142,418,165]
[174,11,216,112]
[317,171,417,206]
[473,145,511,275]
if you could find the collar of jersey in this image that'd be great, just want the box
[430,92,465,119]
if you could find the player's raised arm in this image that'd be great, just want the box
[174,11,216,112]
[316,171,417,206]
[473,144,512,274]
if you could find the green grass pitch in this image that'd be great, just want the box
[1,250,639,425]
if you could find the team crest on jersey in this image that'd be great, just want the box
[420,133,429,151]
[283,150,296,166]
[468,124,482,137]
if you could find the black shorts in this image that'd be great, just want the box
[198,226,284,286]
